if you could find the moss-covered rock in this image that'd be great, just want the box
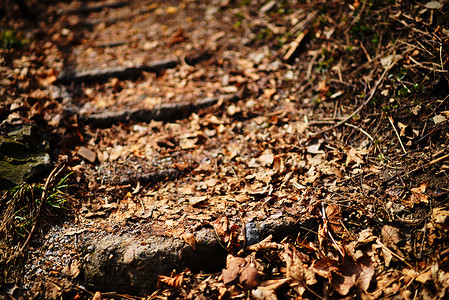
[0,125,52,189]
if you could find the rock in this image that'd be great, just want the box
[80,214,313,295]
[77,146,96,163]
[244,222,260,246]
[0,125,52,189]
[82,228,226,295]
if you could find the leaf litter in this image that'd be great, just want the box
[1,0,449,299]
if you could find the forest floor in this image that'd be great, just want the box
[1,0,449,299]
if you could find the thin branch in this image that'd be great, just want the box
[382,152,449,186]
[344,122,374,141]
[388,116,407,154]
[310,60,396,137]
[19,166,65,253]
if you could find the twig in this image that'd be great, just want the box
[382,152,449,185]
[344,122,374,141]
[306,50,321,80]
[19,166,64,253]
[321,202,344,257]
[388,116,407,154]
[376,239,413,268]
[283,29,310,61]
[310,60,396,137]
[418,219,427,259]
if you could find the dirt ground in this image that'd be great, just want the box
[1,0,449,299]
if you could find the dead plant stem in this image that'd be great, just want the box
[310,60,396,137]
[344,122,374,141]
[383,152,449,185]
[19,166,64,253]
[376,239,413,268]
[388,116,407,154]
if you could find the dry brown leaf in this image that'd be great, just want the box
[280,245,316,296]
[246,237,283,251]
[331,252,357,296]
[432,208,449,231]
[345,147,365,166]
[222,256,246,284]
[416,269,432,284]
[181,233,197,250]
[311,257,339,278]
[61,260,80,278]
[92,291,102,300]
[239,264,259,289]
[405,182,429,206]
[381,225,402,248]
[158,273,184,288]
[326,204,343,235]
[331,250,374,295]
[331,271,355,296]
[355,253,375,291]
[259,149,275,166]
[381,246,393,267]
[307,139,324,154]
[189,195,208,206]
[252,278,289,300]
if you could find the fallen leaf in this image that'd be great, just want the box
[432,208,449,230]
[189,195,208,206]
[307,139,324,154]
[415,269,433,283]
[405,182,429,205]
[61,260,80,278]
[345,147,365,166]
[181,233,196,250]
[246,235,283,251]
[222,256,246,284]
[425,1,443,9]
[330,249,374,295]
[239,264,259,289]
[331,253,357,296]
[158,273,184,288]
[382,225,402,248]
[355,253,375,291]
[433,114,447,124]
[259,149,274,166]
[326,204,344,235]
[280,245,316,296]
[311,257,339,278]
[252,278,289,300]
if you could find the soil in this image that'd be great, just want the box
[1,0,449,299]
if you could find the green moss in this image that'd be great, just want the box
[0,30,28,49]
